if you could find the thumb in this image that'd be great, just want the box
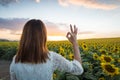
[66,32,72,39]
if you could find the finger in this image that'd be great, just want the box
[75,27,78,35]
[66,32,72,38]
[70,24,73,33]
[66,32,70,37]
[74,25,76,31]
[73,25,77,34]
[73,25,76,33]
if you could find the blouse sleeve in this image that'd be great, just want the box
[51,52,84,75]
[10,56,17,80]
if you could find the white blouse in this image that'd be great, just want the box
[10,51,84,80]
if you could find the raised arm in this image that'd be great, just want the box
[52,25,83,75]
[66,24,82,64]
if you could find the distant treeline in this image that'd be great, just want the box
[0,39,10,42]
[0,39,18,42]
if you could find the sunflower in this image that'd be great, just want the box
[93,44,97,49]
[59,46,64,54]
[93,53,99,60]
[113,46,119,53]
[101,63,119,77]
[98,77,105,80]
[69,53,74,60]
[100,55,114,63]
[53,73,57,79]
[59,46,66,57]
[117,59,120,63]
[99,49,106,55]
[81,43,88,51]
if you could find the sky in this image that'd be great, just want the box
[0,0,120,41]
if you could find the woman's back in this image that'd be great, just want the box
[10,19,84,80]
[10,51,83,80]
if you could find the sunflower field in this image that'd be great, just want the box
[0,38,120,80]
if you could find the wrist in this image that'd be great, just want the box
[72,40,78,45]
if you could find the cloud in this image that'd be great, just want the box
[0,0,119,10]
[0,28,22,40]
[0,0,40,6]
[0,18,95,40]
[0,18,29,40]
[35,0,40,3]
[0,18,95,35]
[45,21,68,36]
[0,18,28,31]
[58,0,69,6]
[0,0,18,6]
[0,18,68,36]
[58,0,119,10]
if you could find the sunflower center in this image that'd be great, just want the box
[84,45,86,48]
[104,56,111,62]
[99,78,104,80]
[115,48,118,51]
[105,65,115,73]
[101,51,106,54]
[95,55,97,58]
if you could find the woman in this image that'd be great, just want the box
[10,19,83,80]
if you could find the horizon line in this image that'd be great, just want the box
[0,37,120,42]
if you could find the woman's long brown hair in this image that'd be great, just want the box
[15,19,49,64]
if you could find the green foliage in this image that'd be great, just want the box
[1,46,17,60]
[0,42,18,60]
[0,38,120,80]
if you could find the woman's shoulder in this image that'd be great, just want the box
[49,51,56,54]
[48,51,59,59]
[48,51,63,61]
[11,55,16,63]
[10,55,16,69]
[48,51,55,57]
[49,51,60,56]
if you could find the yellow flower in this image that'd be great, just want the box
[59,46,66,57]
[69,53,74,60]
[93,44,97,49]
[117,59,120,63]
[93,53,99,60]
[100,55,114,63]
[59,46,64,54]
[53,73,57,79]
[81,43,88,51]
[101,63,119,77]
[98,77,105,80]
[113,46,119,53]
[99,49,106,55]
